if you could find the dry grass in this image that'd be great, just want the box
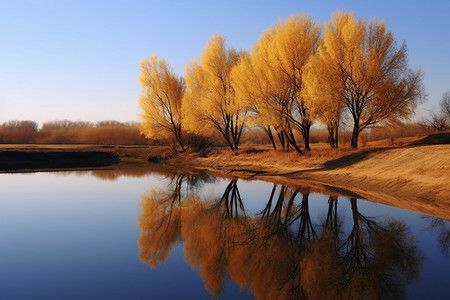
[193,143,360,175]
[178,133,450,219]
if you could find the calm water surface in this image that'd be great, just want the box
[0,170,448,299]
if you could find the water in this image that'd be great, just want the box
[0,170,448,299]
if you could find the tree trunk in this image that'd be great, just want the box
[325,196,339,238]
[351,119,360,149]
[335,127,339,148]
[264,126,277,150]
[277,130,286,149]
[301,122,311,151]
[285,129,303,155]
[175,137,185,152]
[175,125,186,152]
[223,130,235,151]
[226,138,235,151]
[230,115,244,150]
[327,121,339,148]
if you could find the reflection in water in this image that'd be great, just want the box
[336,198,424,299]
[424,216,450,256]
[137,173,214,268]
[138,178,425,299]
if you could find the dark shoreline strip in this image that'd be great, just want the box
[0,151,119,171]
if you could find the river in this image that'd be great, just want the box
[0,170,448,299]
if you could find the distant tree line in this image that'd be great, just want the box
[0,120,149,144]
[139,10,425,153]
[0,118,431,146]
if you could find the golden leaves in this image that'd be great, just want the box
[183,35,246,149]
[139,9,423,150]
[138,55,185,146]
[303,10,423,148]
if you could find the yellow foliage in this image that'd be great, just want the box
[232,15,321,151]
[302,38,344,127]
[138,55,185,149]
[304,10,423,148]
[232,28,283,128]
[136,180,424,299]
[137,189,183,268]
[182,35,245,149]
[181,197,244,296]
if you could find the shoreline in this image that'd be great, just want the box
[1,139,449,220]
[186,144,450,220]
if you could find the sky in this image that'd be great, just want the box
[0,0,449,125]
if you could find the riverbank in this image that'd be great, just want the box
[187,143,450,220]
[165,133,450,220]
[0,133,449,219]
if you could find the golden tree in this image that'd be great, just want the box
[303,45,344,148]
[232,29,284,150]
[138,55,186,151]
[183,35,245,150]
[306,11,424,148]
[233,15,321,152]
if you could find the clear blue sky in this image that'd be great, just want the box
[1,0,449,124]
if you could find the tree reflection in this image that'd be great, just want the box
[137,173,214,268]
[336,198,424,299]
[137,179,424,299]
[424,216,450,256]
[182,179,248,296]
[212,179,246,218]
[324,196,340,239]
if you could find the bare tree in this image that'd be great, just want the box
[440,91,450,118]
[420,91,450,131]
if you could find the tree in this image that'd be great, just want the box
[420,110,449,131]
[41,120,94,130]
[421,91,450,131]
[272,15,321,152]
[2,120,39,131]
[183,35,245,151]
[303,41,345,148]
[138,55,186,151]
[0,120,39,144]
[233,15,321,152]
[308,11,424,148]
[440,91,450,118]
[232,25,295,151]
[232,39,282,150]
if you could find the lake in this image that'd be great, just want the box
[0,170,449,299]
